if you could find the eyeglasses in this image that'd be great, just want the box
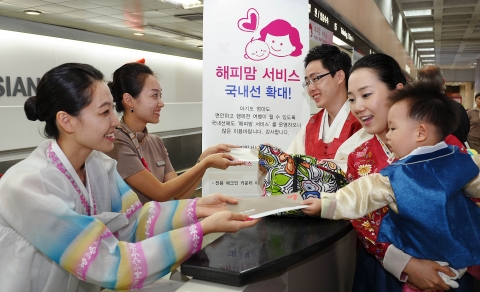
[302,70,338,89]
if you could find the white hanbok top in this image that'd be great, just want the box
[0,140,203,292]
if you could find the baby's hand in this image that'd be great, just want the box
[301,198,322,216]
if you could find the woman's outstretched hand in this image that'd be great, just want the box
[202,153,244,170]
[200,211,260,234]
[196,193,239,218]
[199,144,240,160]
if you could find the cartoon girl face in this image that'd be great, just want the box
[244,39,270,61]
[264,34,295,57]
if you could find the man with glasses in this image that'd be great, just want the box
[287,44,361,160]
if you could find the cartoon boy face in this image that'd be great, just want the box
[244,39,270,61]
[264,34,295,57]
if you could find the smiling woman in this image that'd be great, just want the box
[105,62,243,203]
[343,53,476,292]
[0,62,259,292]
[63,81,118,160]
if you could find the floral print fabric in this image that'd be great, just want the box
[259,144,347,216]
[346,137,392,261]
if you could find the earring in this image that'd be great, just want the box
[130,108,134,113]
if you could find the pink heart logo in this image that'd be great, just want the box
[238,8,259,32]
[243,13,257,30]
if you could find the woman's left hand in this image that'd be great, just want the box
[198,144,240,161]
[196,193,239,218]
[403,257,453,291]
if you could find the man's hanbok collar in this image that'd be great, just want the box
[319,101,350,143]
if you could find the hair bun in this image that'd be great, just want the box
[24,96,40,121]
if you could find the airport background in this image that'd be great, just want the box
[0,0,479,176]
[0,0,479,291]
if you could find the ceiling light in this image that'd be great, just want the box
[333,36,349,47]
[423,59,435,62]
[133,32,144,36]
[418,48,434,51]
[160,0,203,9]
[411,27,433,32]
[404,9,432,17]
[420,54,435,58]
[24,10,42,15]
[146,24,202,40]
[175,13,203,21]
[415,39,434,43]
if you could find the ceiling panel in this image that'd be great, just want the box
[445,0,478,5]
[397,0,480,69]
[443,14,472,20]
[443,6,476,13]
[35,4,77,13]
[0,0,204,52]
[0,0,477,70]
[401,1,433,10]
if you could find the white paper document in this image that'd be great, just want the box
[227,193,307,218]
[228,147,258,166]
[203,147,264,198]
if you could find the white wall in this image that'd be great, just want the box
[0,16,203,160]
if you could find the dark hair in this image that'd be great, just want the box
[475,92,480,100]
[24,63,104,139]
[351,53,406,90]
[108,63,155,112]
[388,81,459,140]
[417,65,445,91]
[304,44,352,85]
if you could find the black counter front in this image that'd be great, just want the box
[181,216,352,287]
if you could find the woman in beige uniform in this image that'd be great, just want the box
[105,62,241,203]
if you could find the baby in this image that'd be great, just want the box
[302,81,480,288]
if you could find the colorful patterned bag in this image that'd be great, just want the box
[258,144,348,216]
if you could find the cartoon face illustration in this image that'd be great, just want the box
[239,14,303,59]
[244,39,270,61]
[264,34,295,57]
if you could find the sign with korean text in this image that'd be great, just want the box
[202,0,310,197]
[309,1,375,56]
[309,19,333,45]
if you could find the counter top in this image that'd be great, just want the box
[181,216,352,286]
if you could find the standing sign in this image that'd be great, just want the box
[202,0,309,197]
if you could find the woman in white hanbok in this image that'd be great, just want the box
[0,63,259,292]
